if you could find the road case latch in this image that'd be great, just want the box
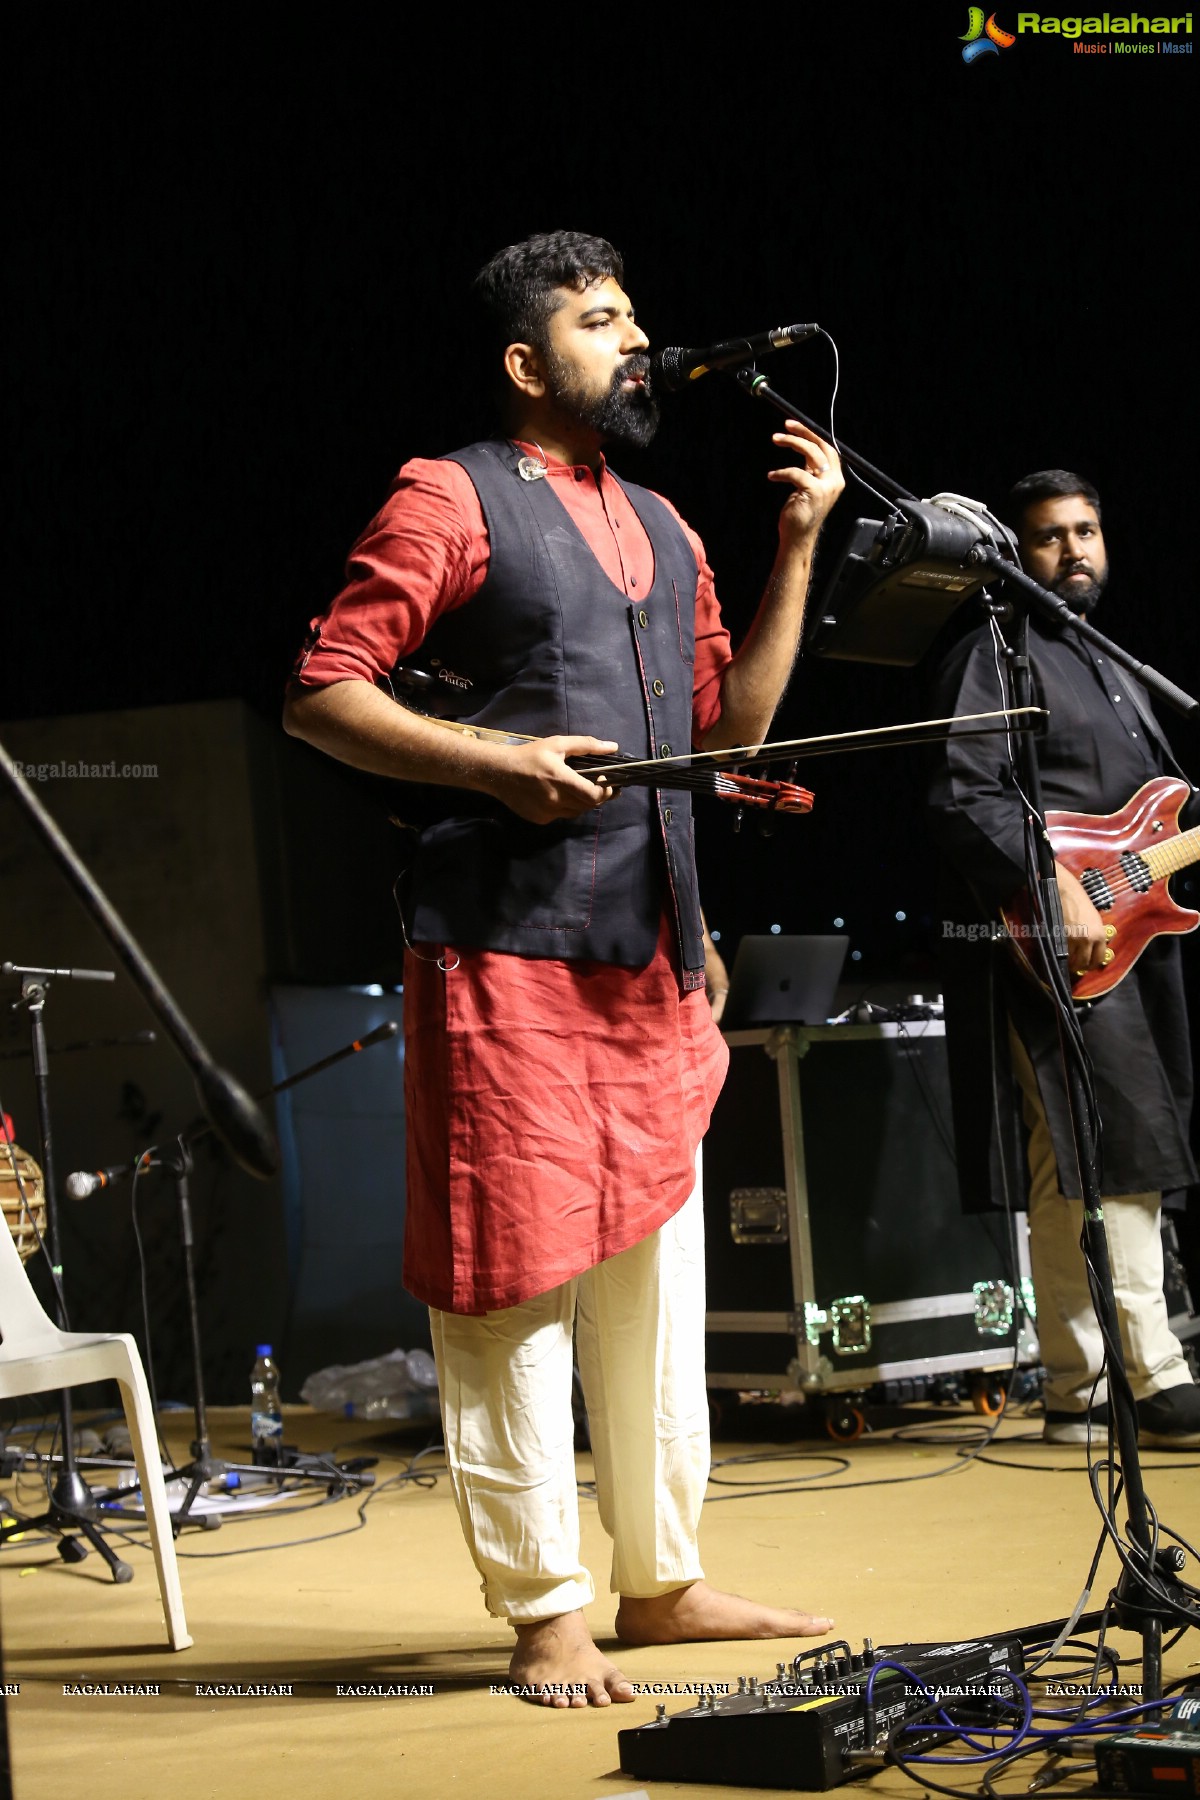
[729,1188,789,1245]
[830,1295,872,1356]
[797,1297,872,1355]
[973,1279,1015,1337]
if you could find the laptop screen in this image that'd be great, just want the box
[721,935,849,1030]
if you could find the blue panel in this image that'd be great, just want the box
[267,986,428,1381]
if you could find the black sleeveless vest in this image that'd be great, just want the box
[404,439,706,984]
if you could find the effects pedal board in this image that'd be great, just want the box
[617,1632,1027,1791]
[1094,1695,1200,1797]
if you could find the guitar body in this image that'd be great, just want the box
[1001,775,1199,1000]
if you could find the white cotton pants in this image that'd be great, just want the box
[427,1168,710,1623]
[1009,1028,1191,1411]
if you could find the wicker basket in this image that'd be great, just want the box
[1,1143,47,1263]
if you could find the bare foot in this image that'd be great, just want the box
[507,1609,636,1709]
[615,1580,833,1646]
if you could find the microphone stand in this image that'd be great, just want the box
[0,750,278,1182]
[0,744,276,1579]
[731,364,917,505]
[713,362,1198,1694]
[973,552,1199,726]
[0,964,134,1582]
[87,1025,399,1533]
[968,550,1198,1695]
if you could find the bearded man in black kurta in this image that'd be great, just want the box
[928,470,1199,1447]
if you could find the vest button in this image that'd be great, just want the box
[659,743,672,758]
[664,807,673,824]
[637,609,649,629]
[652,679,665,697]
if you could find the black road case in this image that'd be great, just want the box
[703,1022,1038,1404]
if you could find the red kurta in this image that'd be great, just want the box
[294,447,732,1313]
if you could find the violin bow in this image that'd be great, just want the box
[382,689,1045,818]
[583,706,1048,779]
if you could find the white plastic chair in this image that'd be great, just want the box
[0,1216,192,1650]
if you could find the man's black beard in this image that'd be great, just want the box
[1052,564,1108,616]
[545,352,660,450]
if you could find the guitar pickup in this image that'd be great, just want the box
[1080,866,1114,910]
[1118,849,1153,894]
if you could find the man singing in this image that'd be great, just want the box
[285,231,844,1704]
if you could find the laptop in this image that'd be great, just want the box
[720,935,849,1031]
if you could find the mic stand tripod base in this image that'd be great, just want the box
[151,1445,377,1532]
[11,1447,374,1543]
[0,1465,134,1583]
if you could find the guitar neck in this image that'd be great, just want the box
[1142,825,1200,881]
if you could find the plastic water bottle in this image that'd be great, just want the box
[250,1344,283,1464]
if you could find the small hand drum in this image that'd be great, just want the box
[1,1141,47,1263]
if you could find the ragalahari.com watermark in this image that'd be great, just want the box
[942,920,1057,940]
[8,760,159,782]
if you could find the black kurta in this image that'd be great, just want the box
[926,609,1197,1208]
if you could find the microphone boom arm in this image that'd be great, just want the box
[732,366,916,505]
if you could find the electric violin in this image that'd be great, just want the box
[384,666,1045,824]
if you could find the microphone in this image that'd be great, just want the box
[64,1158,158,1200]
[652,323,819,391]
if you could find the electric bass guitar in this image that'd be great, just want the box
[1000,775,1199,1000]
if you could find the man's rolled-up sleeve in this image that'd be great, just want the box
[289,459,488,692]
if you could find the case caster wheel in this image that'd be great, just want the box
[824,1402,865,1442]
[972,1378,1007,1417]
[58,1535,88,1564]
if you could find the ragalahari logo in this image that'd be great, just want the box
[961,7,1017,59]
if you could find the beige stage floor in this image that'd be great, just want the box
[1,1401,1197,1800]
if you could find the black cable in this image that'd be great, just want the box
[707,1448,851,1486]
[893,1018,960,1166]
[972,1439,1200,1474]
[980,1735,1096,1800]
[702,1412,1012,1500]
[170,1465,435,1558]
[1085,1460,1200,1627]
[883,1702,1013,1800]
[704,1347,1030,1501]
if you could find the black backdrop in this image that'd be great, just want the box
[7,10,1197,1049]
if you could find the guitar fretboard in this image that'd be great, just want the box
[1142,825,1200,881]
